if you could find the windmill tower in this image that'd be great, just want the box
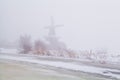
[45,16,63,36]
[45,16,65,50]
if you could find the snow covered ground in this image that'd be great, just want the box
[0,48,18,54]
[0,48,120,63]
[0,48,120,79]
[0,53,120,79]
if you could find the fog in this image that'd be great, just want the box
[1,0,120,52]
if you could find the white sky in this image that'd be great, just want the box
[0,0,120,52]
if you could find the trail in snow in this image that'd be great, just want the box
[0,54,120,79]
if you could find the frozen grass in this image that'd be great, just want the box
[0,61,113,80]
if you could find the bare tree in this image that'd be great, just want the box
[19,35,32,54]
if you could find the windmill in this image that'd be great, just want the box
[45,16,66,50]
[44,17,75,58]
[45,16,63,37]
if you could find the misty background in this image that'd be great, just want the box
[0,0,120,53]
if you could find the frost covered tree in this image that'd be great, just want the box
[34,39,47,55]
[19,35,32,54]
[95,49,107,64]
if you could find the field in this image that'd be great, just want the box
[0,60,113,80]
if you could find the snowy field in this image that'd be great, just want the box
[0,48,120,80]
[0,54,120,79]
[0,48,120,64]
[0,48,18,54]
[0,60,113,80]
[0,61,81,80]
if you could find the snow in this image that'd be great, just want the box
[0,48,18,54]
[0,54,120,79]
[0,48,120,64]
